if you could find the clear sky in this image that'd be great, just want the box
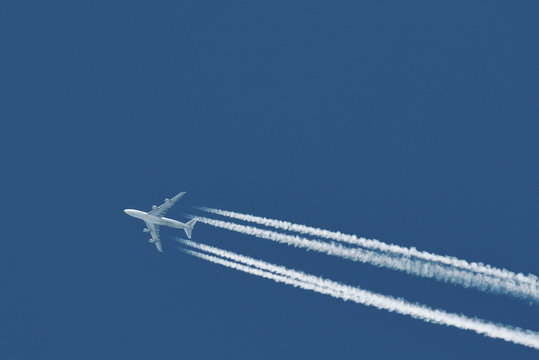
[1,1,538,359]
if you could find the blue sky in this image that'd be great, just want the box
[1,1,538,359]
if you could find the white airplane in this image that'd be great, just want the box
[124,192,197,252]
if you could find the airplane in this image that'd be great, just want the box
[124,192,197,252]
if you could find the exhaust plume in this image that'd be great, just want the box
[188,215,539,302]
[178,240,539,350]
[197,207,537,288]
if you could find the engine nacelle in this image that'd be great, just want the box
[143,228,150,233]
[165,198,170,202]
[152,205,158,210]
[148,238,155,243]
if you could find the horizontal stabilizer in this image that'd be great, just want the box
[184,218,198,239]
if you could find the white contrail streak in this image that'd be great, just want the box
[187,215,539,302]
[178,240,539,350]
[197,207,537,288]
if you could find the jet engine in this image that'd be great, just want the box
[152,205,158,210]
[143,228,150,233]
[165,198,170,202]
[148,238,155,243]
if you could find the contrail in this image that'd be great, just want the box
[197,207,537,288]
[178,240,539,350]
[187,215,539,302]
[197,208,538,286]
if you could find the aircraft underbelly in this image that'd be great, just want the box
[161,217,185,228]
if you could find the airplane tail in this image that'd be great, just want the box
[184,218,197,239]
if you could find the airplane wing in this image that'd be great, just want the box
[145,221,163,253]
[148,192,186,218]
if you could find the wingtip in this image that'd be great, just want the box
[175,191,187,199]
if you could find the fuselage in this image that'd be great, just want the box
[124,209,188,229]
